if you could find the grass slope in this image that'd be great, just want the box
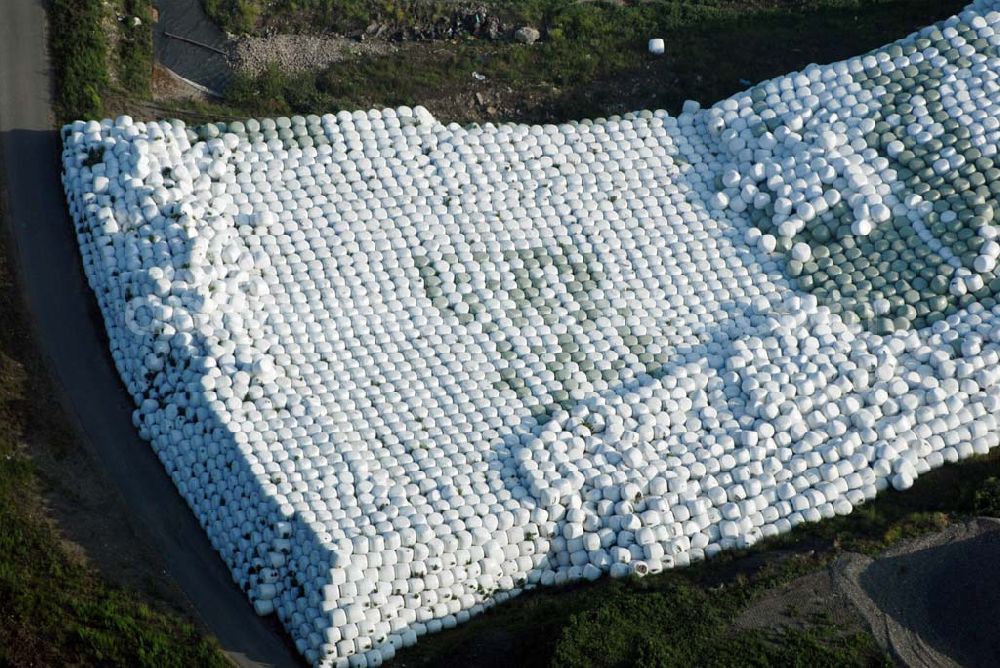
[212,0,970,126]
[49,0,153,121]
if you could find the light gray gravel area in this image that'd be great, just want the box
[832,518,1000,668]
[229,34,394,77]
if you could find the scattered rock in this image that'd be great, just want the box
[484,16,500,40]
[358,7,508,42]
[514,26,540,45]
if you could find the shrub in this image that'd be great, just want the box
[49,0,109,120]
[203,0,261,33]
[973,477,1000,517]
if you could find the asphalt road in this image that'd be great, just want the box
[0,0,300,665]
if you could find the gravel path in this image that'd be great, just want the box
[833,518,1000,667]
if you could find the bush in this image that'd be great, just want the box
[49,0,109,120]
[203,0,262,33]
[973,477,1000,517]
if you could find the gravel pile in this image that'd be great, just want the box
[230,34,393,77]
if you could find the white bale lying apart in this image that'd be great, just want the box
[61,2,1000,665]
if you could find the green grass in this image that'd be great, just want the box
[48,0,154,121]
[49,0,108,119]
[549,583,886,668]
[117,0,155,100]
[0,469,230,666]
[214,0,968,125]
[204,0,263,34]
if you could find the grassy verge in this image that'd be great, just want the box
[210,0,968,126]
[49,0,108,120]
[48,0,154,121]
[116,0,155,100]
[546,570,885,668]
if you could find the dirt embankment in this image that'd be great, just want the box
[834,518,1000,667]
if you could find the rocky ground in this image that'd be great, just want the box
[229,33,394,77]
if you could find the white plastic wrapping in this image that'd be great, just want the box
[61,3,1000,665]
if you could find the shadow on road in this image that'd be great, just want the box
[0,127,300,667]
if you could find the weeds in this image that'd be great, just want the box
[214,0,968,126]
[48,0,154,120]
[973,477,1000,517]
[49,0,108,119]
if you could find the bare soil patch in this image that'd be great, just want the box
[152,62,212,102]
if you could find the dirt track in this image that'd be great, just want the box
[0,0,299,665]
[833,518,1000,668]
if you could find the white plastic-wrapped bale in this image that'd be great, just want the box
[60,2,1000,665]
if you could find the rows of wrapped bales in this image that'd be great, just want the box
[62,2,1000,664]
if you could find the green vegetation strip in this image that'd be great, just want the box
[49,0,108,120]
[48,0,153,121]
[117,0,154,101]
